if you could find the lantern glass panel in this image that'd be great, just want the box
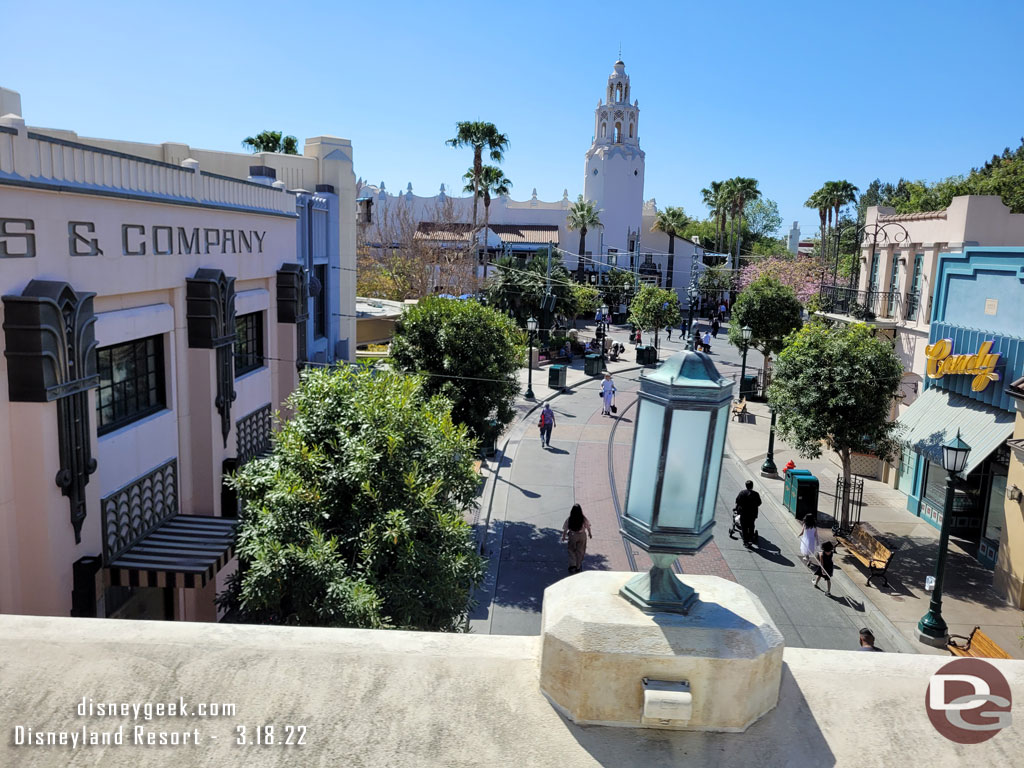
[700,404,729,529]
[625,399,665,527]
[657,408,711,528]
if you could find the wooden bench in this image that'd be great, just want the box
[731,398,748,422]
[835,523,899,588]
[947,626,1012,659]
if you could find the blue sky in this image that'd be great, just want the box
[4,0,1023,238]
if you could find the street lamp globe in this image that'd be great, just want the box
[526,316,538,333]
[620,348,734,614]
[600,303,609,318]
[942,430,971,473]
[741,324,753,343]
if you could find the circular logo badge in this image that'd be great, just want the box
[925,657,1012,744]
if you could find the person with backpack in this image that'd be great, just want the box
[539,403,555,448]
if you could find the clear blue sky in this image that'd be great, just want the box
[4,0,1023,238]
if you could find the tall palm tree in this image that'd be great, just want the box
[566,196,602,282]
[701,182,725,254]
[446,122,509,232]
[651,206,691,288]
[730,177,761,270]
[242,130,299,154]
[805,187,829,271]
[465,166,513,279]
[828,180,859,272]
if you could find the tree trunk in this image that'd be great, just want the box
[666,234,675,288]
[471,149,481,231]
[840,447,852,530]
[577,229,587,282]
[482,195,491,282]
[729,215,736,271]
[733,198,743,270]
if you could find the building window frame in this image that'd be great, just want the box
[313,263,328,339]
[234,312,265,377]
[96,335,166,436]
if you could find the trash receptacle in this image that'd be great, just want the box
[584,354,603,376]
[782,469,811,513]
[548,364,567,390]
[740,374,758,399]
[784,470,819,519]
[636,345,657,365]
[480,419,500,458]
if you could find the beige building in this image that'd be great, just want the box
[999,377,1024,607]
[0,86,356,621]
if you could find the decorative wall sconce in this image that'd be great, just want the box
[1008,484,1023,503]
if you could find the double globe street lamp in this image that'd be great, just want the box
[739,324,753,396]
[525,315,538,400]
[917,431,971,646]
[596,303,609,370]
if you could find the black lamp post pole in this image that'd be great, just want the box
[918,471,956,644]
[761,408,778,476]
[525,329,535,399]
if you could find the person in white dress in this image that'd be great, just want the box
[601,373,616,417]
[798,513,819,564]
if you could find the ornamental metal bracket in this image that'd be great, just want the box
[276,263,309,369]
[3,280,99,543]
[186,268,237,447]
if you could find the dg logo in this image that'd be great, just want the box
[926,657,1012,744]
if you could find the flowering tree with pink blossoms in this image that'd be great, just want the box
[737,257,824,305]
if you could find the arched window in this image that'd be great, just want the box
[614,122,621,143]
[600,122,607,138]
[615,83,623,101]
[629,122,634,138]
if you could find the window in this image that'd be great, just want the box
[314,264,328,338]
[869,252,880,291]
[614,123,621,143]
[234,312,264,376]
[96,335,166,435]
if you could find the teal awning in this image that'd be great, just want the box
[897,387,1015,476]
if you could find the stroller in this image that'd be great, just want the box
[727,506,758,546]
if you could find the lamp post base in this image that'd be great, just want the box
[760,460,778,477]
[619,553,697,614]
[917,611,949,647]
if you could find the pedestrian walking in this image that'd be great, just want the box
[560,503,593,574]
[601,373,616,416]
[718,301,726,321]
[811,541,835,594]
[858,628,884,652]
[539,403,555,448]
[798,513,819,564]
[734,480,761,549]
[702,330,712,352]
[711,318,720,339]
[666,325,673,340]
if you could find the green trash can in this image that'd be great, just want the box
[480,418,500,458]
[584,354,603,376]
[782,469,811,513]
[637,345,657,365]
[548,364,567,390]
[783,470,819,520]
[740,374,758,399]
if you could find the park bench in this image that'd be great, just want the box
[731,398,748,422]
[835,523,899,588]
[947,626,1012,659]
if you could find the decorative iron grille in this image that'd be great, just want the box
[101,458,178,563]
[236,404,272,466]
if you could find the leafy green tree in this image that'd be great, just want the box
[222,365,485,630]
[727,276,803,363]
[484,251,571,326]
[601,267,637,311]
[651,206,691,288]
[697,263,734,301]
[701,181,728,253]
[447,122,509,232]
[727,177,760,269]
[242,130,298,154]
[628,284,682,357]
[743,198,783,240]
[391,297,523,440]
[566,196,602,281]
[566,283,600,327]
[769,322,903,526]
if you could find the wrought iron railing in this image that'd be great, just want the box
[818,285,903,321]
[236,404,273,466]
[101,459,178,563]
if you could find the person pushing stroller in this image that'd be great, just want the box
[734,480,761,549]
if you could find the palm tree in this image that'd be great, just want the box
[566,196,602,282]
[805,187,829,271]
[241,130,299,154]
[465,166,513,279]
[446,122,509,233]
[828,180,859,272]
[651,206,691,288]
[701,182,725,254]
[730,177,761,270]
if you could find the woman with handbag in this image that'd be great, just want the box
[601,373,616,417]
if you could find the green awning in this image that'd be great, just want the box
[897,387,1015,476]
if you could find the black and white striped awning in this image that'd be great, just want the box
[107,515,238,589]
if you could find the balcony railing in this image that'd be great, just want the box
[818,285,902,321]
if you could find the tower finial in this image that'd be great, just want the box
[618,42,621,60]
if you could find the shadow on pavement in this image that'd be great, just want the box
[542,446,571,455]
[826,592,865,612]
[751,537,797,568]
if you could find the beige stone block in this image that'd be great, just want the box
[539,571,783,732]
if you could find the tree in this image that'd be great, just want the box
[566,196,602,281]
[737,257,823,304]
[697,263,734,303]
[743,198,783,240]
[628,284,682,357]
[465,165,512,278]
[242,130,298,154]
[601,267,636,311]
[768,322,903,526]
[566,283,600,328]
[485,251,571,325]
[221,365,485,630]
[651,206,691,288]
[391,297,524,440]
[701,181,727,254]
[446,122,509,233]
[805,187,829,273]
[728,177,760,269]
[727,276,803,363]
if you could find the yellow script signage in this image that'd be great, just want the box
[924,339,1001,392]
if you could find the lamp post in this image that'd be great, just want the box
[918,431,971,647]
[597,303,609,370]
[760,408,778,476]
[619,348,734,613]
[739,324,752,398]
[525,316,538,399]
[686,275,699,344]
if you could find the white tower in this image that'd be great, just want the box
[583,59,646,263]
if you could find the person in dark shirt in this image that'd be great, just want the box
[858,628,884,652]
[734,480,761,549]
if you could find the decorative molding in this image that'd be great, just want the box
[2,280,99,543]
[101,459,178,564]
[277,263,309,368]
[236,404,273,466]
[186,268,237,447]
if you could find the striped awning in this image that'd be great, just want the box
[107,515,238,589]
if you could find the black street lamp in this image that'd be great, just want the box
[525,316,538,399]
[739,324,752,397]
[918,431,971,646]
[760,409,778,476]
[597,303,609,370]
[686,276,699,345]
